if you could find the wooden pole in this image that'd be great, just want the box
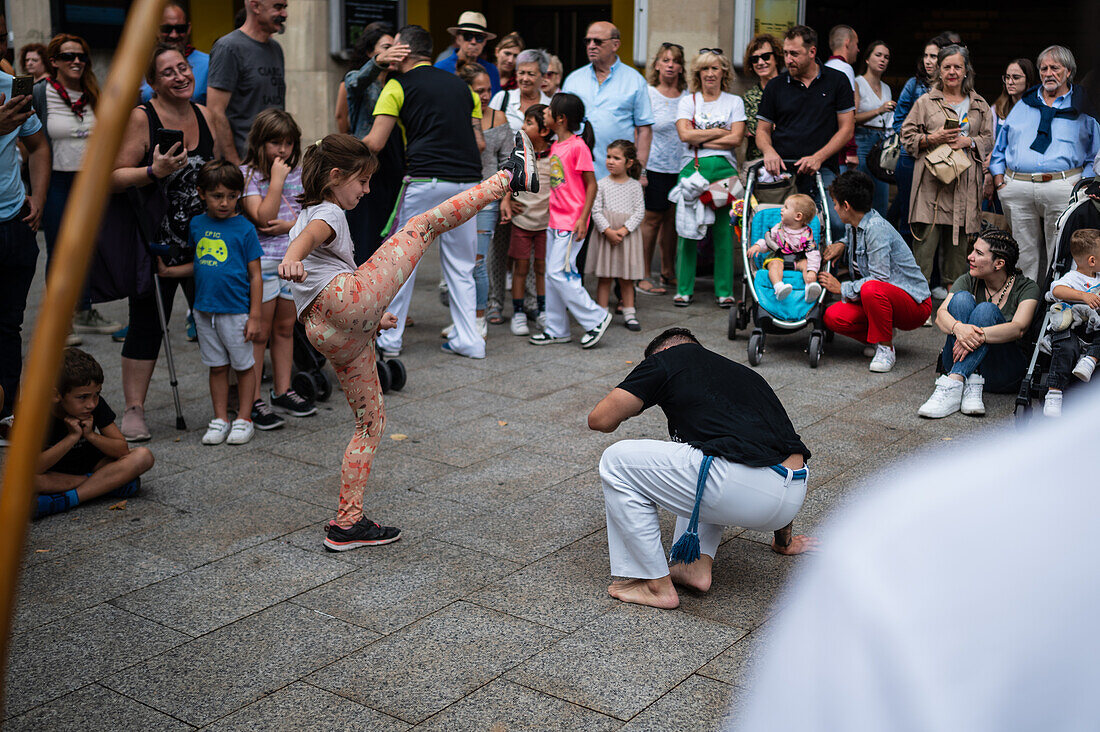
[0,0,166,715]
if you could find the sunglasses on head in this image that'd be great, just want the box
[699,47,724,56]
[160,23,188,35]
[748,51,774,65]
[460,31,486,43]
[660,42,683,52]
[54,52,90,63]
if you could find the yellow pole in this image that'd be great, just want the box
[0,0,166,716]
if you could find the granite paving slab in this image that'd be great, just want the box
[102,602,377,727]
[697,621,779,688]
[3,683,190,732]
[202,681,410,731]
[416,678,623,731]
[307,601,562,724]
[413,450,589,510]
[507,604,746,720]
[621,674,740,731]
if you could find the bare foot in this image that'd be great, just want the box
[669,555,713,592]
[771,535,821,555]
[608,577,680,609]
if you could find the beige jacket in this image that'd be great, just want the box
[901,88,994,246]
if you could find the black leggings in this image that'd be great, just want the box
[121,275,195,360]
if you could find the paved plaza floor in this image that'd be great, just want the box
[3,246,1016,729]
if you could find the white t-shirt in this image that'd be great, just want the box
[288,201,356,319]
[824,58,856,90]
[854,76,892,129]
[675,91,746,166]
[647,86,687,174]
[489,88,552,134]
[1050,268,1100,298]
[45,84,95,172]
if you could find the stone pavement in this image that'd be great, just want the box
[3,246,1016,729]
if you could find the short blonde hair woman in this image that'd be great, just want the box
[689,49,733,93]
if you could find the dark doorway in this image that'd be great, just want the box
[512,4,611,73]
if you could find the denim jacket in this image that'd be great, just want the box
[345,58,386,139]
[840,209,931,304]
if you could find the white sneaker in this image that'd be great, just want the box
[202,418,231,445]
[804,282,822,302]
[510,312,529,336]
[1073,355,1097,382]
[961,373,985,416]
[869,344,896,372]
[918,375,964,418]
[774,282,793,300]
[1044,389,1063,417]
[227,418,254,445]
[477,316,487,339]
[931,286,949,300]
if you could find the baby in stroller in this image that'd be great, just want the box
[746,194,823,302]
[1044,228,1100,417]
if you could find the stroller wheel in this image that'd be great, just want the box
[377,358,392,394]
[748,332,764,367]
[388,358,407,391]
[808,332,823,369]
[727,306,738,340]
[292,371,317,403]
[315,372,332,401]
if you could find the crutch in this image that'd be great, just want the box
[151,272,187,430]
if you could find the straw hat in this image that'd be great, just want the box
[447,11,496,40]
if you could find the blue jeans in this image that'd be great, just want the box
[475,202,498,311]
[854,127,889,217]
[888,154,916,237]
[940,292,1027,392]
[0,213,39,419]
[43,171,92,311]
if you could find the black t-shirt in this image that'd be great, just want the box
[375,64,482,181]
[45,397,117,475]
[616,343,810,466]
[756,62,855,171]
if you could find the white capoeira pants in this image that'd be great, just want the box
[600,439,809,579]
[543,228,608,339]
[376,178,484,358]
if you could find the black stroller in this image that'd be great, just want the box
[291,323,407,400]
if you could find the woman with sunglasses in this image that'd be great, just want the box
[741,34,783,164]
[32,34,120,341]
[853,41,895,216]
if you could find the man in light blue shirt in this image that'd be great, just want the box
[562,21,653,179]
[0,71,51,420]
[989,45,1100,279]
[138,4,209,104]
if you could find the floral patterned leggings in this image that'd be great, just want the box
[304,171,510,527]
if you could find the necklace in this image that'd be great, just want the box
[985,273,1014,306]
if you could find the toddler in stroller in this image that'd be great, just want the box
[1043,228,1100,417]
[745,193,822,302]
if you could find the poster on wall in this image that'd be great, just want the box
[332,0,404,58]
[754,0,801,37]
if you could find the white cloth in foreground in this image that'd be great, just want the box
[734,385,1100,732]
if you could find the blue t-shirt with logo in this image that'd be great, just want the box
[189,213,262,314]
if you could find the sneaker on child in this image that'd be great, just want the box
[580,312,613,349]
[1073,355,1097,382]
[202,417,231,445]
[805,282,822,302]
[918,375,964,418]
[529,332,572,345]
[774,282,793,301]
[868,344,896,373]
[323,517,402,551]
[1044,389,1063,417]
[226,418,254,445]
[510,311,529,336]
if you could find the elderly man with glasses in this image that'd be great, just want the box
[435,11,502,94]
[139,3,209,103]
[989,45,1100,281]
[562,21,654,179]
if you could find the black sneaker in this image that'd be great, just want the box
[324,518,402,551]
[501,130,538,193]
[270,389,318,417]
[251,399,286,430]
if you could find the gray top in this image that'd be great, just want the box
[840,209,931,303]
[480,113,513,179]
[208,30,286,157]
[288,202,356,319]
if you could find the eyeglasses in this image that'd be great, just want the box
[585,37,615,46]
[699,47,724,56]
[460,32,487,43]
[160,23,189,35]
[54,52,90,63]
[748,51,774,65]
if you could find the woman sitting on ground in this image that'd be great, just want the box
[917,230,1039,418]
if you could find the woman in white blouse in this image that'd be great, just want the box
[854,41,896,217]
[489,48,551,133]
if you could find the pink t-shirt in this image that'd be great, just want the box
[548,134,595,231]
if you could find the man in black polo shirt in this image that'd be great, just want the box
[588,328,817,609]
[756,25,854,240]
[365,25,488,359]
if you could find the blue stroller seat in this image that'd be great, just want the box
[748,205,824,323]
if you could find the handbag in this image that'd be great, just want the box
[924,143,972,185]
[868,131,901,182]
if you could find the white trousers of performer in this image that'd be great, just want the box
[600,439,809,579]
[544,228,608,339]
[999,172,1080,281]
[376,178,484,358]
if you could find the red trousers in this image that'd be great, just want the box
[824,280,932,345]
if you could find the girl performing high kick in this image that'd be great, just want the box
[280,132,537,551]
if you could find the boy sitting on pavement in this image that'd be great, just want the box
[1044,229,1100,417]
[35,348,154,519]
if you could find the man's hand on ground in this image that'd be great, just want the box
[771,534,820,555]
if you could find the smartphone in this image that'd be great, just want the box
[154,127,185,154]
[11,75,34,105]
[943,119,961,130]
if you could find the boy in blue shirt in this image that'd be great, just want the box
[162,160,262,445]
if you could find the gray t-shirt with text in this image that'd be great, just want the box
[208,30,286,156]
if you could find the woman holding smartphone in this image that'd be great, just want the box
[901,44,993,296]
